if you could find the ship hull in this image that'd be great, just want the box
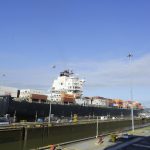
[0,96,143,121]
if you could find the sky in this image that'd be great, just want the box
[0,0,150,107]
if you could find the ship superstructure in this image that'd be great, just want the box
[49,70,85,103]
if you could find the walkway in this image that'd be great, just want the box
[57,126,150,150]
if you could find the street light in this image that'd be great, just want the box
[127,53,134,132]
[48,101,51,124]
[96,116,99,137]
[48,65,56,124]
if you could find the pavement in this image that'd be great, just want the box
[60,136,115,150]
[55,126,150,150]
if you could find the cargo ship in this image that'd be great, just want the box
[0,70,143,121]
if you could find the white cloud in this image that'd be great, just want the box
[66,54,150,89]
[1,53,150,106]
[2,53,150,89]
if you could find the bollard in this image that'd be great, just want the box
[97,135,104,144]
[50,144,55,150]
[110,133,117,142]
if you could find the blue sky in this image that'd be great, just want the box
[0,0,150,107]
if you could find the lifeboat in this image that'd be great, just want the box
[61,92,75,103]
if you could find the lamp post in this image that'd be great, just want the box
[96,116,99,137]
[127,53,134,132]
[48,65,56,124]
[48,101,51,124]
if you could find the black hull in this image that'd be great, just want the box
[0,96,143,121]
